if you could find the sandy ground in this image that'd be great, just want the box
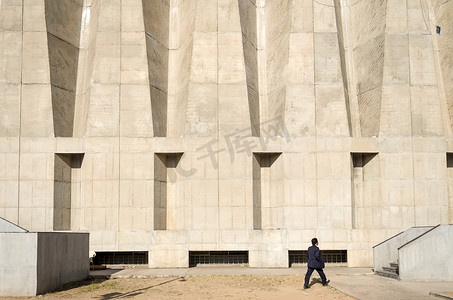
[4,276,355,299]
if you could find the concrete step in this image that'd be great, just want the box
[375,270,399,280]
[390,262,399,268]
[382,266,398,273]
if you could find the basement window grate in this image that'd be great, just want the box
[189,251,248,267]
[92,251,148,265]
[289,250,347,266]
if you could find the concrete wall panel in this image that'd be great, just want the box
[1,0,453,270]
[399,225,453,281]
[0,233,38,296]
[36,232,89,295]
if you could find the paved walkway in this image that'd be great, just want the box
[91,266,453,300]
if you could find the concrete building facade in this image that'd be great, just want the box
[0,0,452,267]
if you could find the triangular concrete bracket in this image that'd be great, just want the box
[0,217,28,233]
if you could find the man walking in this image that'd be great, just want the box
[304,238,330,289]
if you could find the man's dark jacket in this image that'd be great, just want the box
[307,245,325,269]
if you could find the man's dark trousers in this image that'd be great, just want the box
[304,267,327,287]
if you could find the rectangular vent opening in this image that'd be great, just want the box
[92,251,148,265]
[189,251,249,267]
[447,153,453,168]
[289,250,347,267]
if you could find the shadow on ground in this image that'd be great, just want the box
[45,277,109,295]
[96,277,187,299]
[307,278,325,288]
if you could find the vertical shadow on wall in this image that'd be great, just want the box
[351,152,379,229]
[253,152,282,230]
[54,153,84,231]
[154,153,183,230]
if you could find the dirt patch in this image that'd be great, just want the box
[1,276,355,299]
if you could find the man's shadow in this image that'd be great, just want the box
[307,278,323,288]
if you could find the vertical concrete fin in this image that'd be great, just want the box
[143,0,170,137]
[45,0,84,137]
[239,0,291,137]
[143,0,196,137]
[379,0,411,136]
[335,0,387,137]
[183,0,219,137]
[334,0,354,136]
[407,2,444,137]
[73,0,100,138]
[430,0,453,137]
[263,0,291,135]
[239,0,261,136]
[167,0,196,137]
[354,0,386,137]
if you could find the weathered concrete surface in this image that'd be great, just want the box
[36,232,90,295]
[399,225,453,281]
[0,233,38,296]
[0,231,89,296]
[1,0,453,269]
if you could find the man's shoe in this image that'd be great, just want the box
[322,280,330,286]
[304,285,310,289]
